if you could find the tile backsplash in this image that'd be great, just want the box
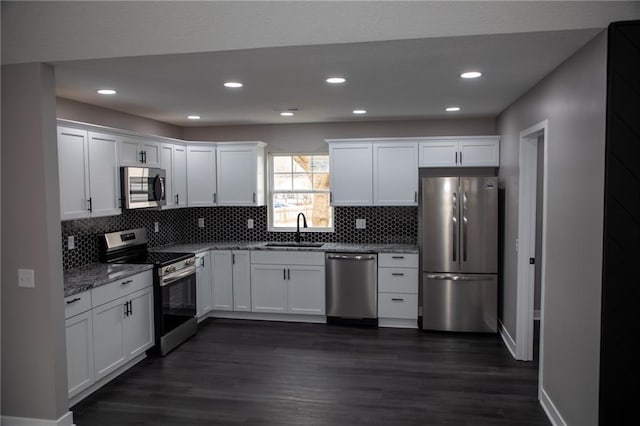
[62,206,417,269]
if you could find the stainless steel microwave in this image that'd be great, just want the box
[121,166,166,209]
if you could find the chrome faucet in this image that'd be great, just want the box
[295,212,308,243]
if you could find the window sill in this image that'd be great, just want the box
[268,227,335,233]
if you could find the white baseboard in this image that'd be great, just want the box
[208,310,326,324]
[1,411,73,426]
[540,386,568,426]
[498,320,517,359]
[378,318,418,329]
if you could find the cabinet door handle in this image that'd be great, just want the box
[175,194,179,204]
[283,268,286,280]
[121,279,133,285]
[392,256,405,259]
[253,192,256,203]
[391,298,404,302]
[459,151,462,164]
[391,273,405,276]
[87,197,93,212]
[232,254,235,265]
[201,257,205,267]
[124,301,129,317]
[66,297,81,304]
[330,192,333,203]
[129,300,133,316]
[414,191,417,203]
[455,151,458,164]
[287,268,291,280]
[213,193,217,203]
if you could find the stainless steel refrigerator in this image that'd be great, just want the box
[420,176,498,332]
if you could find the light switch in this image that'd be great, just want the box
[247,219,254,229]
[154,222,159,233]
[18,269,35,288]
[356,219,366,229]
[198,218,205,228]
[68,235,75,250]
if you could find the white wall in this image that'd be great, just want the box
[183,117,496,153]
[497,31,607,425]
[1,63,69,421]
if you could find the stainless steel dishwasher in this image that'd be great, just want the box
[325,253,378,325]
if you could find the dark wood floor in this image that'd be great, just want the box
[72,319,549,425]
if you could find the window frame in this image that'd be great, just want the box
[267,152,334,233]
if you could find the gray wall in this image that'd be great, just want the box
[57,97,182,139]
[1,64,68,420]
[183,117,496,153]
[497,31,606,425]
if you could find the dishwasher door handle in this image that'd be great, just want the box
[327,254,376,261]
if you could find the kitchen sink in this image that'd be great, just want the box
[265,242,325,248]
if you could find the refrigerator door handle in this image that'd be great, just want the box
[426,274,495,281]
[452,192,458,262]
[463,192,468,262]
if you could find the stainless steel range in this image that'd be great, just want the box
[100,228,197,355]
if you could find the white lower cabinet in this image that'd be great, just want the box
[196,251,213,319]
[377,253,419,328]
[65,303,94,399]
[232,251,252,311]
[250,251,325,316]
[92,286,154,381]
[211,250,233,311]
[66,270,154,403]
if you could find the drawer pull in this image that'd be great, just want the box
[391,273,405,276]
[121,279,133,285]
[66,297,81,304]
[391,298,404,302]
[391,256,405,259]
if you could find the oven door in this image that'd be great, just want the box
[158,266,196,337]
[122,167,167,209]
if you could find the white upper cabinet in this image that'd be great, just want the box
[373,142,418,206]
[58,126,120,220]
[119,136,160,167]
[160,143,188,208]
[419,137,499,167]
[216,143,266,206]
[187,144,217,207]
[328,142,373,205]
[173,145,188,207]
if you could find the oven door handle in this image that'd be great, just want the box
[160,266,196,287]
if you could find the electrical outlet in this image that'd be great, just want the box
[198,218,205,228]
[247,218,254,229]
[68,235,75,250]
[154,222,159,233]
[356,218,366,229]
[18,269,35,288]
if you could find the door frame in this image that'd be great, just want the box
[515,120,548,361]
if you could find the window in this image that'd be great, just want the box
[269,154,333,231]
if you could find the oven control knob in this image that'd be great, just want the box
[165,266,176,273]
[185,258,195,266]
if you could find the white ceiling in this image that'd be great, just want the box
[53,29,601,125]
[4,1,638,126]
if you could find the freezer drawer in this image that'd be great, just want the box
[422,273,497,332]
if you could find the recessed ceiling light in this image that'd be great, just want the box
[224,81,243,88]
[97,89,116,95]
[445,106,461,112]
[326,77,346,84]
[187,115,201,120]
[460,71,482,79]
[353,109,367,114]
[280,112,295,117]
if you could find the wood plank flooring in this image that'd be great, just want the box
[72,319,549,425]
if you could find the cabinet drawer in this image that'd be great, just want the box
[65,291,92,319]
[91,270,153,307]
[378,253,418,268]
[378,293,418,319]
[251,250,324,266]
[378,268,418,294]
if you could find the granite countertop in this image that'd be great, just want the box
[64,263,154,297]
[151,241,419,254]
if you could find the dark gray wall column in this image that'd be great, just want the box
[1,63,68,420]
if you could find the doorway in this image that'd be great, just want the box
[515,120,548,362]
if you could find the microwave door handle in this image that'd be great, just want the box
[153,175,164,202]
